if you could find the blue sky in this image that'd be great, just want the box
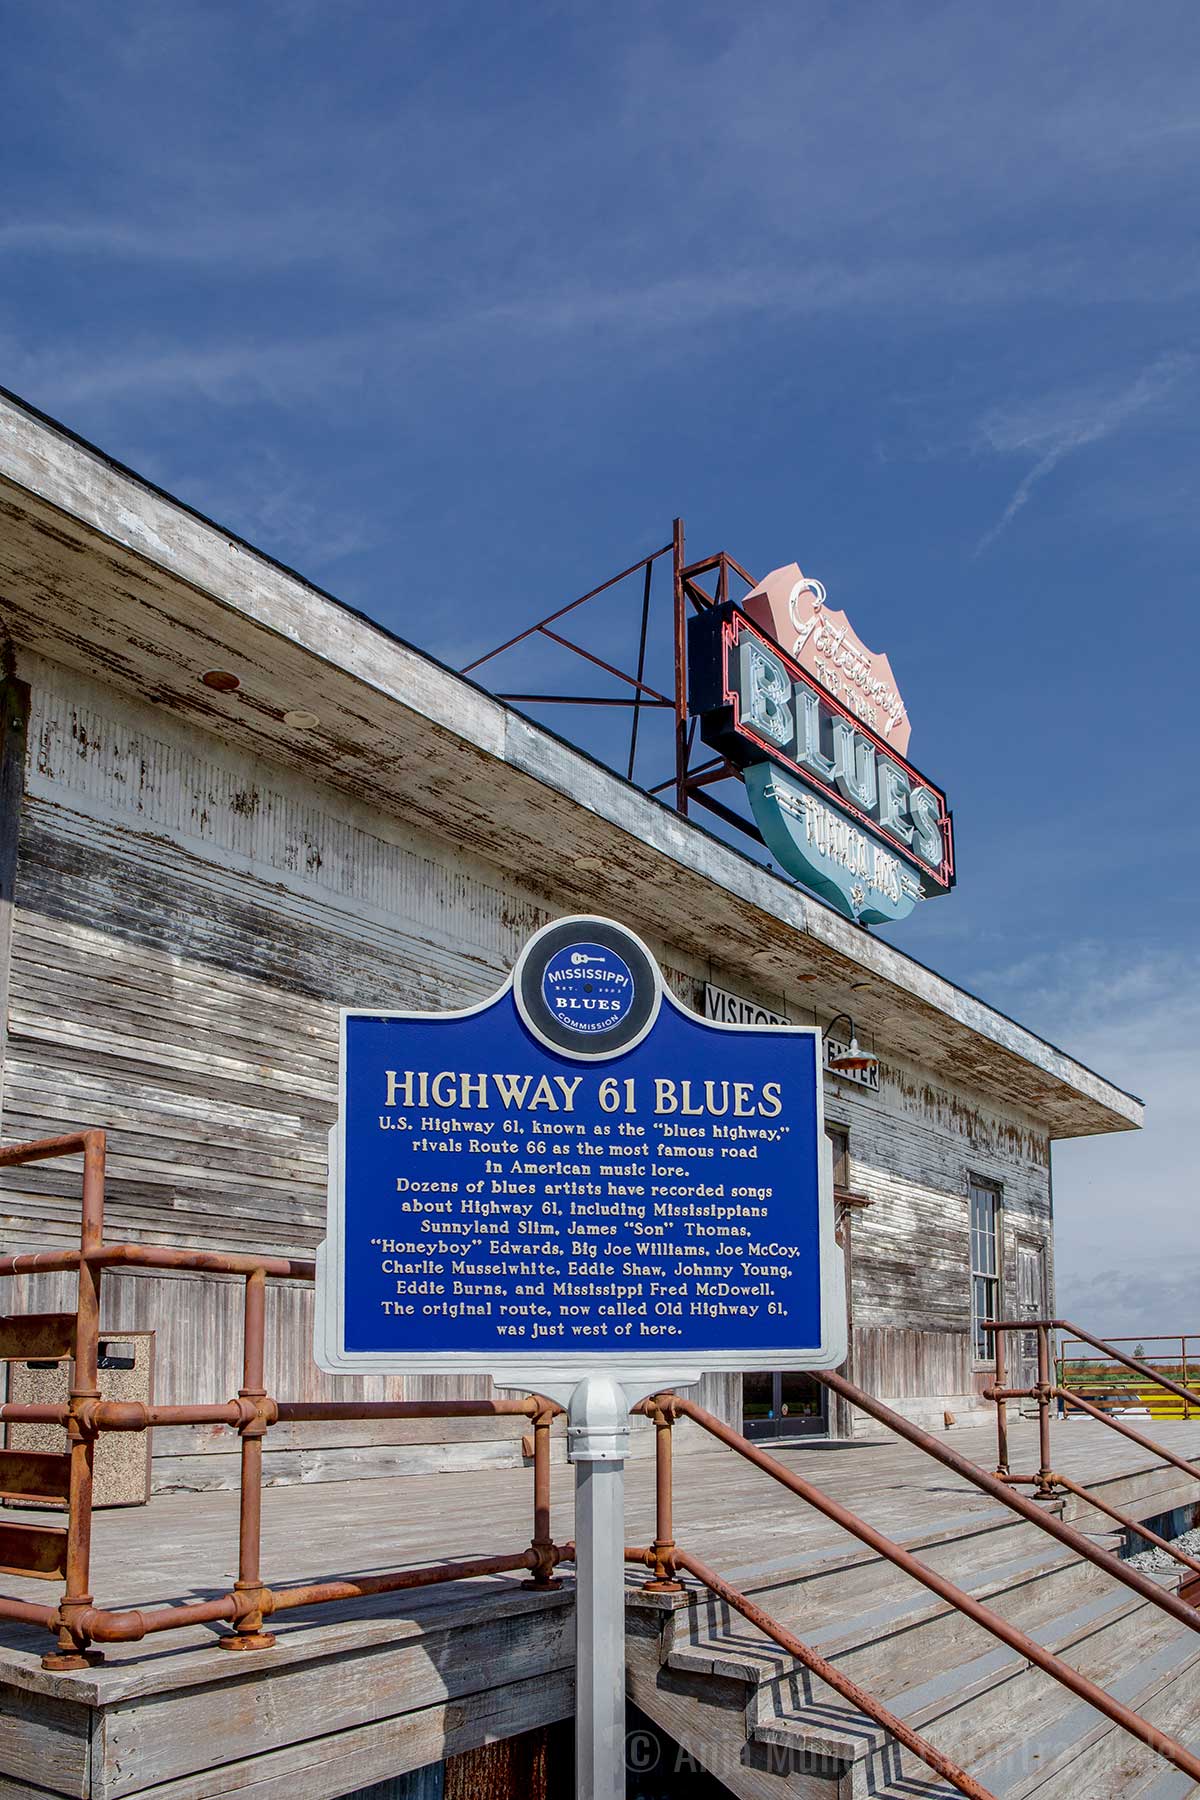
[3,1,1197,1331]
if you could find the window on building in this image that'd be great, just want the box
[969,1178,1002,1362]
[825,1125,850,1192]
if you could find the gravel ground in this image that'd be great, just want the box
[1127,1525,1200,1572]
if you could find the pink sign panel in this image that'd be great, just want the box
[742,564,911,755]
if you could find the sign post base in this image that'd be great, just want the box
[570,1379,628,1800]
[513,1372,699,1800]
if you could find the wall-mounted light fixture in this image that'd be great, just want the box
[823,1013,880,1078]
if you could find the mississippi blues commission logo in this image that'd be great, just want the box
[541,942,636,1036]
[515,917,662,1060]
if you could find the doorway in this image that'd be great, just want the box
[742,1370,829,1438]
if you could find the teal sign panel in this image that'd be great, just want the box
[744,762,921,926]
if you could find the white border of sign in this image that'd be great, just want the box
[314,918,846,1383]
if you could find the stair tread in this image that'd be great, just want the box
[753,1652,1200,1797]
[666,1540,1135,1698]
[671,1553,1083,1660]
[709,1504,1069,1598]
[977,1619,1200,1793]
[638,1474,1200,1798]
[776,1543,1102,1651]
[749,1580,1195,1768]
[850,1633,1200,1799]
[1003,1627,1200,1799]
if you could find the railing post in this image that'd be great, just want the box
[217,1268,276,1651]
[526,1401,561,1588]
[993,1326,1010,1477]
[1035,1324,1057,1500]
[1184,1336,1191,1420]
[44,1131,105,1671]
[645,1394,683,1591]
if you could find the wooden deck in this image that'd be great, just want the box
[3,1412,1199,1668]
[2,1414,1198,1797]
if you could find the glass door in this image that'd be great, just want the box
[742,1370,828,1438]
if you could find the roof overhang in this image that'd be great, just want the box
[0,389,1142,1141]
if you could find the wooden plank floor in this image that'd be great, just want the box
[2,1413,1198,1697]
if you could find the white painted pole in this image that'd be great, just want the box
[565,1375,630,1800]
[575,1456,626,1799]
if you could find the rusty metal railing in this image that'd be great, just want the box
[985,1317,1200,1580]
[5,1136,1200,1793]
[1057,1331,1200,1419]
[0,1130,996,1799]
[0,1133,569,1668]
[626,1536,999,1800]
[629,1382,1200,1790]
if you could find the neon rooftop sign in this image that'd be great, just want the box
[688,569,954,926]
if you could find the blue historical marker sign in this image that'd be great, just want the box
[315,917,844,1382]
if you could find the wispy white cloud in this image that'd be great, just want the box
[973,353,1197,552]
[6,6,1200,343]
[8,278,1197,447]
[0,328,372,415]
[169,444,377,572]
[0,210,376,270]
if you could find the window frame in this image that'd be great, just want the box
[825,1123,851,1194]
[968,1175,1003,1366]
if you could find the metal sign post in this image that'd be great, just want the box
[571,1378,627,1800]
[522,1373,697,1800]
[314,914,844,1798]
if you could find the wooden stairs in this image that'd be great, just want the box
[626,1502,1200,1798]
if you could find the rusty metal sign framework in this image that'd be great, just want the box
[461,519,764,843]
[463,522,959,930]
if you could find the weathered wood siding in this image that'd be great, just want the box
[0,655,741,1472]
[696,956,1054,1431]
[0,653,1054,1464]
[0,667,27,1128]
[831,1056,1051,1429]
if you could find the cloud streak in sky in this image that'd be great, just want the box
[974,353,1197,552]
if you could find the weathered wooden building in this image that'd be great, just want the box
[0,389,1140,1491]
